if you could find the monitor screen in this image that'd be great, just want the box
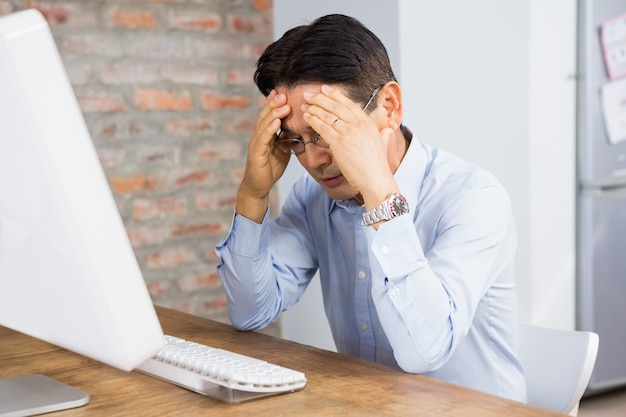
[0,9,164,372]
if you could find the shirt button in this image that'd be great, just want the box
[358,271,366,280]
[391,286,401,296]
[361,323,369,331]
[380,246,389,254]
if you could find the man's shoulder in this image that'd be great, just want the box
[423,143,503,191]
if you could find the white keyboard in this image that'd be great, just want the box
[135,335,307,403]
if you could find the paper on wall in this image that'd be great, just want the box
[601,77,626,145]
[601,14,626,80]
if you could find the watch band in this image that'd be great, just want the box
[361,192,409,226]
[362,202,389,226]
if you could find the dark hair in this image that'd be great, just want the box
[254,14,397,108]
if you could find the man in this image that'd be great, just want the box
[215,14,527,402]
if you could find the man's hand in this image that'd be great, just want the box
[236,90,291,223]
[302,85,399,212]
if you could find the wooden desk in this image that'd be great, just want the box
[0,306,562,416]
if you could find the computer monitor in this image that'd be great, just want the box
[0,6,163,381]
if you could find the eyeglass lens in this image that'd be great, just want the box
[276,135,328,155]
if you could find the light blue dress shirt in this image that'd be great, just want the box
[215,135,527,403]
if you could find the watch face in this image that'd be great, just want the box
[389,194,409,217]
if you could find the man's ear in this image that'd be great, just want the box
[379,81,402,127]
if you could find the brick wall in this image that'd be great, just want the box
[1,0,277,331]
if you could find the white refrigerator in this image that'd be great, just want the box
[578,0,626,394]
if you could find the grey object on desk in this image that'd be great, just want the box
[0,374,89,417]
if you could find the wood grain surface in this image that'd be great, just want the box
[0,306,563,416]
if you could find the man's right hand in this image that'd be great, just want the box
[236,89,291,224]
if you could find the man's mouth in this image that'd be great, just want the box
[319,174,343,187]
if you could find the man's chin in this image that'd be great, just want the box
[323,187,360,203]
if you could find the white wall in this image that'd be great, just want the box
[526,1,577,329]
[274,0,578,351]
[397,0,533,320]
[396,1,578,329]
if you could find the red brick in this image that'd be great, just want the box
[177,272,222,292]
[170,222,223,238]
[133,197,188,221]
[197,142,242,161]
[228,14,271,35]
[26,1,96,27]
[171,170,214,187]
[165,118,215,137]
[93,120,144,141]
[105,7,156,29]
[145,248,197,270]
[146,280,169,297]
[227,116,256,133]
[76,92,128,113]
[135,89,193,111]
[198,142,244,162]
[127,227,167,248]
[168,10,222,32]
[108,173,159,195]
[252,0,272,11]
[28,2,68,24]
[195,191,237,211]
[194,194,217,211]
[201,92,250,110]
[226,68,255,86]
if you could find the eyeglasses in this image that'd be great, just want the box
[275,86,382,155]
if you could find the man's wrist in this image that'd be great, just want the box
[362,192,409,227]
[235,189,269,224]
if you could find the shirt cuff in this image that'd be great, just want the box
[220,211,270,258]
[370,214,427,280]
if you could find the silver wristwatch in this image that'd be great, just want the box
[361,192,409,226]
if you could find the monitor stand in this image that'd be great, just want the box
[0,374,89,417]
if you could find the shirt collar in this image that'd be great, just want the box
[393,126,426,214]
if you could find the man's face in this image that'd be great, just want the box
[275,83,361,202]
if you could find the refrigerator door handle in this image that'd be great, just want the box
[588,185,626,199]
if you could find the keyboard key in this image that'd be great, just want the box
[135,335,307,403]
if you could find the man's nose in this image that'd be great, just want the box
[298,142,331,169]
